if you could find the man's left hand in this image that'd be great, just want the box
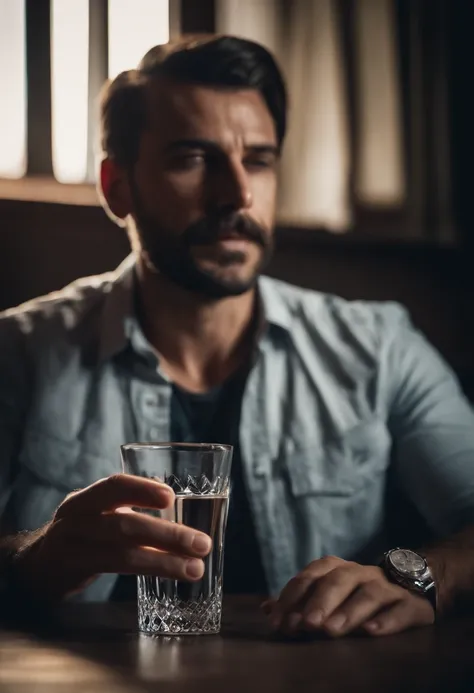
[262,556,435,637]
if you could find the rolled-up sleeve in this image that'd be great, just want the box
[0,315,30,521]
[386,309,474,536]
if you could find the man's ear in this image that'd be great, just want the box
[99,158,133,225]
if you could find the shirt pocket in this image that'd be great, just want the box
[19,428,114,492]
[283,419,391,498]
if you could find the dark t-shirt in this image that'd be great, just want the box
[112,369,267,600]
[171,370,267,594]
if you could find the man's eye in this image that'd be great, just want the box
[244,158,275,170]
[185,153,204,163]
[174,153,205,169]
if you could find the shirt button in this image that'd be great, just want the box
[253,455,269,477]
[149,427,161,439]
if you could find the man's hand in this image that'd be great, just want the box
[8,474,212,602]
[263,556,435,638]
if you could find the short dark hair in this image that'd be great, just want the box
[100,35,287,167]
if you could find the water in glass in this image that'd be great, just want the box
[138,491,229,635]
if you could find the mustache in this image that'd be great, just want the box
[183,213,269,249]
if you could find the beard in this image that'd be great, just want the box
[129,188,274,300]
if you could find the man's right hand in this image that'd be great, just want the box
[9,474,212,602]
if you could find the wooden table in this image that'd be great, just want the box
[0,596,473,692]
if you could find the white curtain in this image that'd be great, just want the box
[216,0,351,232]
[215,0,282,59]
[277,0,351,231]
[353,0,405,206]
[0,0,27,179]
[216,0,405,231]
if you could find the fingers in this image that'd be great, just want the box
[14,476,208,602]
[270,556,344,630]
[321,580,402,636]
[41,542,205,597]
[363,595,435,637]
[301,562,388,633]
[99,545,206,581]
[55,474,174,518]
[54,510,212,559]
[266,558,434,639]
[24,515,208,602]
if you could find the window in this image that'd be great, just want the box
[51,0,90,183]
[353,0,405,207]
[108,0,169,79]
[0,0,27,179]
[0,0,171,185]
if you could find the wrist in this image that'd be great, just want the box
[380,548,437,613]
[0,529,51,609]
[0,532,30,590]
[421,548,456,617]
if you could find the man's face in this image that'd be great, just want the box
[105,79,279,299]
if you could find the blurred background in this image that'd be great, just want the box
[0,0,472,394]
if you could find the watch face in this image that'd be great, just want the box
[389,549,427,576]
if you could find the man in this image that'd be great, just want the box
[1,35,474,638]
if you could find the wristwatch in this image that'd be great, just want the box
[381,548,437,612]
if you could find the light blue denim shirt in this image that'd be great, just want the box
[2,254,474,601]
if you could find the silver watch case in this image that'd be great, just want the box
[384,548,436,596]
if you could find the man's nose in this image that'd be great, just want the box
[211,159,253,212]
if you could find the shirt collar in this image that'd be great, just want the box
[97,255,294,363]
[98,253,136,362]
[258,275,294,334]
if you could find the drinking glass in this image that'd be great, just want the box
[121,443,232,635]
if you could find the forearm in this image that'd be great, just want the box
[0,528,47,598]
[0,532,29,576]
[422,524,474,616]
